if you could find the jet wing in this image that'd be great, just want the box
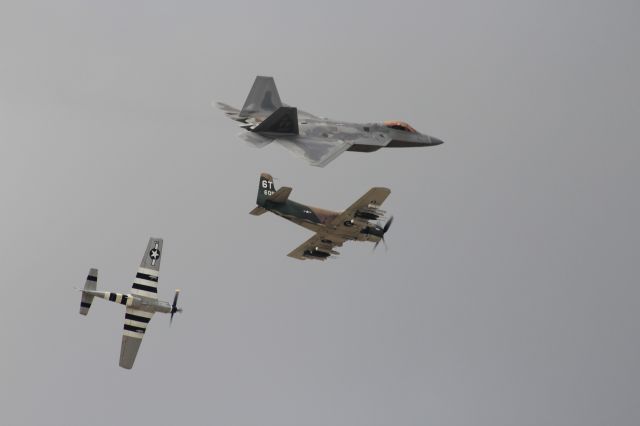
[287,232,348,261]
[215,102,246,123]
[297,109,320,119]
[216,101,239,116]
[120,307,153,369]
[274,137,353,167]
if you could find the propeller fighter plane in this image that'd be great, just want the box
[251,173,393,260]
[217,76,444,167]
[78,237,182,369]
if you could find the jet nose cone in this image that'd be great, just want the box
[429,136,444,146]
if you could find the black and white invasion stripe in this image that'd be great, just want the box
[131,267,159,299]
[123,308,153,339]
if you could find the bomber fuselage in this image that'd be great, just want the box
[262,199,385,244]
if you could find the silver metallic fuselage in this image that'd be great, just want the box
[295,118,443,151]
[83,290,172,314]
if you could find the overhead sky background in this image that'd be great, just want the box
[1,1,639,425]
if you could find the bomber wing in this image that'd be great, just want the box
[329,187,391,231]
[287,232,348,261]
[287,188,391,260]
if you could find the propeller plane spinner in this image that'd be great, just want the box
[217,76,443,167]
[78,238,182,369]
[251,173,393,260]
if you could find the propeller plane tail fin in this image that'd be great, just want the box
[79,268,98,315]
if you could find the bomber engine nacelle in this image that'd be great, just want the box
[355,211,380,221]
[303,248,331,259]
[361,225,385,238]
[355,205,386,221]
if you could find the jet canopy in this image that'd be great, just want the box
[383,121,417,133]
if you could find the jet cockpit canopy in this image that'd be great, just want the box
[383,121,417,133]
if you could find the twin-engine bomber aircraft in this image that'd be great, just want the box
[78,237,182,369]
[251,173,393,260]
[217,76,444,167]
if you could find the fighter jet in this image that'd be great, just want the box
[77,237,182,369]
[217,76,443,167]
[251,173,393,260]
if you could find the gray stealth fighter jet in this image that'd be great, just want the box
[217,76,444,167]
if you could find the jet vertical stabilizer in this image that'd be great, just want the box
[240,76,282,116]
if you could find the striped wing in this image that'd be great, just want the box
[131,238,162,300]
[119,238,163,369]
[131,267,159,299]
[120,307,153,369]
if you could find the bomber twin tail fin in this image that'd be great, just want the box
[79,268,98,315]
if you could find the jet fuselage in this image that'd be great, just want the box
[295,118,443,152]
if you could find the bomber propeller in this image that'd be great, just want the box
[374,216,394,251]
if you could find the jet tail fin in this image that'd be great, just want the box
[241,76,283,117]
[79,268,98,315]
[252,107,299,135]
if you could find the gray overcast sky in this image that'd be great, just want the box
[1,1,639,425]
